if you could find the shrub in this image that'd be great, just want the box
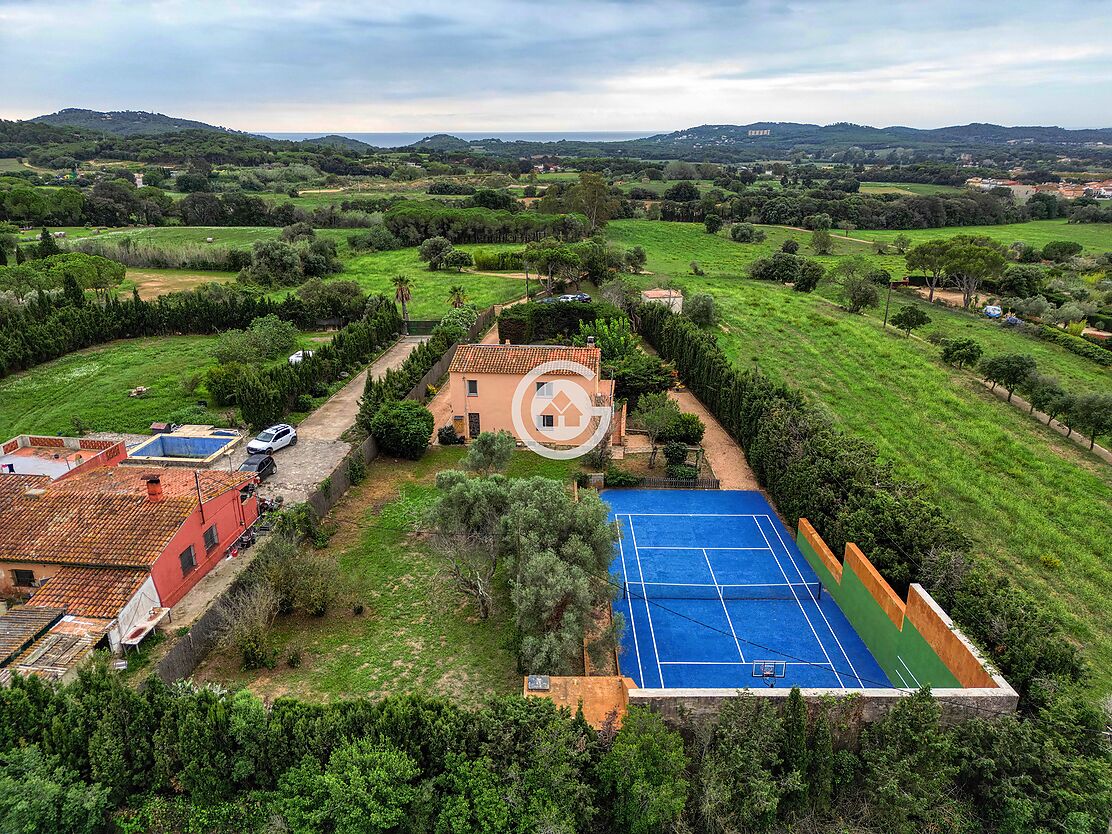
[659,411,706,444]
[604,466,643,487]
[665,463,698,480]
[1041,240,1083,262]
[780,239,799,254]
[347,226,401,252]
[347,451,367,485]
[730,223,766,243]
[685,292,717,326]
[662,441,688,465]
[461,430,516,474]
[370,400,434,459]
[438,424,464,445]
[704,213,723,234]
[215,582,279,670]
[940,338,984,369]
[749,252,800,283]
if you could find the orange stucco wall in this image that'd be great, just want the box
[450,370,618,446]
[151,487,259,608]
[844,543,907,628]
[905,586,996,688]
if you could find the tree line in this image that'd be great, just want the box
[383,202,588,245]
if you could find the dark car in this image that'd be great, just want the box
[239,454,276,481]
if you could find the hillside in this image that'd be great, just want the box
[31,108,246,137]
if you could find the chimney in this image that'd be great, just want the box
[504,339,510,345]
[146,476,163,501]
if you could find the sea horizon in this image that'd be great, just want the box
[260,130,660,147]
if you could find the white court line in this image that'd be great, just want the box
[753,515,846,689]
[660,660,832,666]
[702,547,746,664]
[615,517,645,688]
[634,546,772,551]
[892,665,910,688]
[632,581,816,589]
[760,514,866,688]
[625,513,771,517]
[897,656,922,688]
[627,515,665,688]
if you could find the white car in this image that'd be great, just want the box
[288,350,314,365]
[247,424,297,455]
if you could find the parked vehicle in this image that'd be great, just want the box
[239,453,277,480]
[288,349,314,365]
[247,423,297,454]
[558,293,591,303]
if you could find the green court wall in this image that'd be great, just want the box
[796,531,961,689]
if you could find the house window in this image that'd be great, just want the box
[180,545,197,576]
[466,379,478,396]
[535,381,553,398]
[539,414,555,429]
[203,524,219,552]
[11,569,35,587]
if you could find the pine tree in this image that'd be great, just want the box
[39,227,61,257]
[0,246,7,266]
[62,273,85,307]
[780,687,810,814]
[15,245,25,264]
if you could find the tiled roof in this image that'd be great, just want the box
[26,567,149,619]
[0,607,65,666]
[0,466,253,569]
[449,344,602,376]
[641,288,682,298]
[0,474,50,513]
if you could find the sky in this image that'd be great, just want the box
[2,0,1111,133]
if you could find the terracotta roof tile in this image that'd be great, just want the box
[449,344,601,376]
[26,567,149,619]
[0,466,254,569]
[0,606,65,666]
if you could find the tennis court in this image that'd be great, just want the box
[605,489,890,690]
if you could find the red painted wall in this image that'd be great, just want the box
[150,486,259,608]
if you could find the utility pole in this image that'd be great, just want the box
[882,279,894,329]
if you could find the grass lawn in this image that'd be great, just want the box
[194,447,580,702]
[606,219,1112,693]
[852,219,1112,253]
[339,244,527,318]
[0,336,227,437]
[0,331,335,438]
[859,181,965,196]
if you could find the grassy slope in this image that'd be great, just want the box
[859,182,964,196]
[852,219,1112,253]
[606,219,1112,692]
[195,447,579,702]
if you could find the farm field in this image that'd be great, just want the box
[120,267,236,297]
[859,181,965,196]
[0,331,333,438]
[339,244,527,317]
[852,219,1112,253]
[606,219,1112,692]
[195,447,579,702]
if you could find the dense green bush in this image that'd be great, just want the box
[1034,324,1112,366]
[665,463,698,480]
[369,400,433,459]
[604,466,643,487]
[658,411,706,444]
[663,441,688,465]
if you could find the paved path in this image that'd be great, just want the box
[297,336,428,441]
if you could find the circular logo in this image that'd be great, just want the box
[510,360,612,460]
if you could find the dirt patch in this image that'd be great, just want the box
[126,269,230,298]
[668,389,759,490]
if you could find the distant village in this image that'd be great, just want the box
[965,175,1112,201]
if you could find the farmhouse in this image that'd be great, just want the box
[0,460,258,679]
[640,287,684,313]
[448,343,624,447]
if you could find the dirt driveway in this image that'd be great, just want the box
[668,389,760,489]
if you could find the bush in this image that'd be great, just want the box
[1034,325,1112,366]
[604,466,643,487]
[441,305,478,331]
[665,463,698,480]
[347,226,401,252]
[659,411,705,444]
[662,441,688,465]
[347,451,367,485]
[370,400,434,459]
[685,292,717,326]
[438,424,464,445]
[730,223,766,243]
[1041,240,1083,262]
[749,252,800,283]
[781,239,800,254]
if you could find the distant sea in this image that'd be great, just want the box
[261,130,656,147]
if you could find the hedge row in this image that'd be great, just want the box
[237,298,402,428]
[637,303,1084,703]
[1032,324,1112,366]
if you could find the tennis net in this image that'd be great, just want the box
[622,581,822,602]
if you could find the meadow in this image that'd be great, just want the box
[605,219,1112,691]
[0,331,332,438]
[851,218,1112,253]
[858,181,965,196]
[338,243,528,318]
[195,447,578,702]
[120,267,236,297]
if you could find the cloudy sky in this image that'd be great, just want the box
[2,0,1110,132]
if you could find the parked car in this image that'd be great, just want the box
[246,423,297,454]
[239,454,276,481]
[558,293,591,303]
[288,349,314,364]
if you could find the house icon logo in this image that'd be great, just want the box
[511,360,611,460]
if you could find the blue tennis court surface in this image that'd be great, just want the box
[604,489,891,690]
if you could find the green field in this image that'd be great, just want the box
[851,219,1112,253]
[195,447,578,702]
[859,181,965,196]
[119,267,236,297]
[606,220,1112,692]
[0,331,334,437]
[338,244,527,318]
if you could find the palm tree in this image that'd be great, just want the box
[392,274,412,334]
[448,285,467,309]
